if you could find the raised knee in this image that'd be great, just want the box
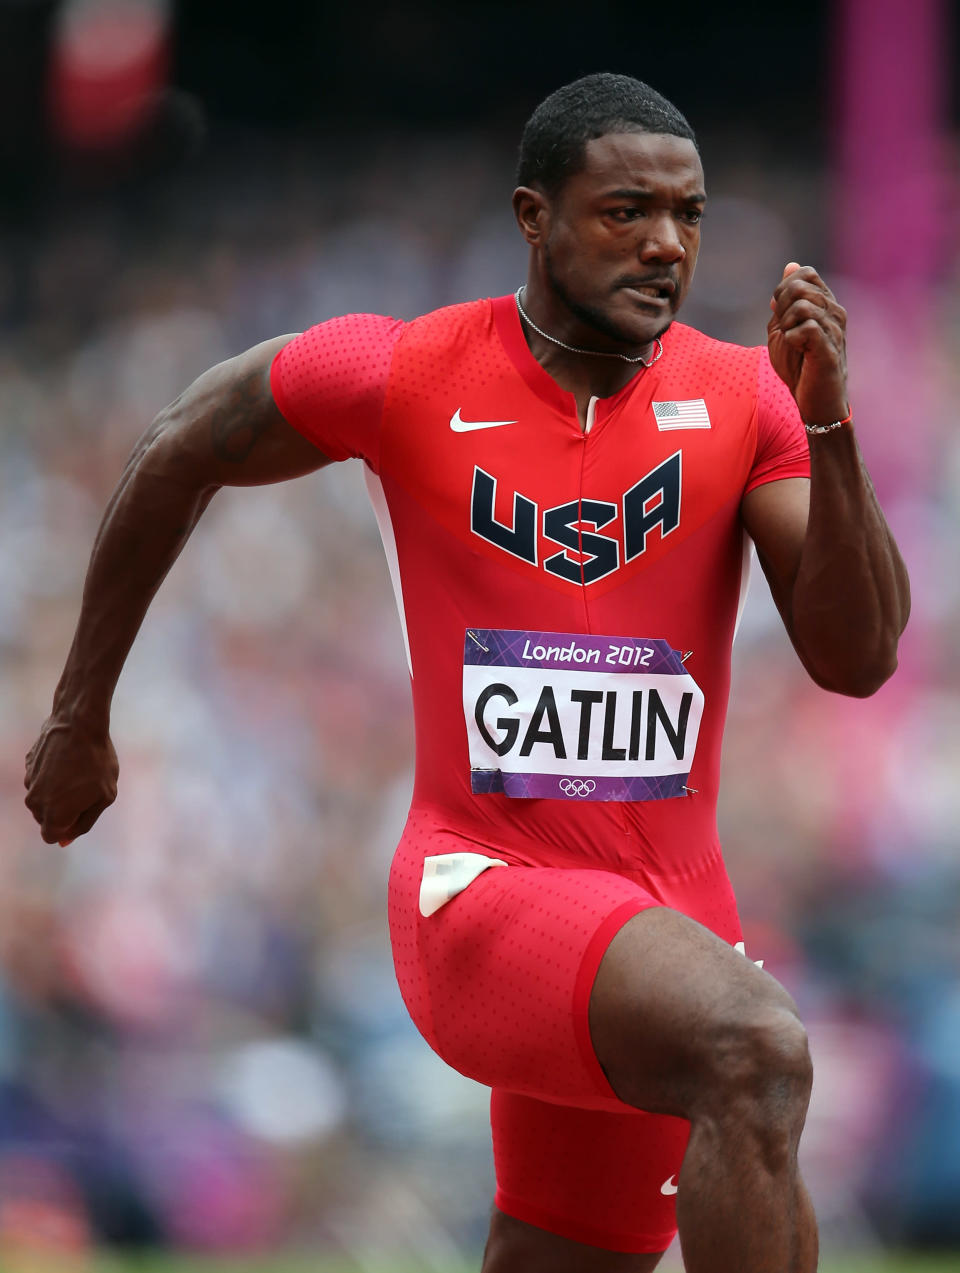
[701,1003,812,1116]
[684,1003,812,1175]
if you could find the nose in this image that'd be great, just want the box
[639,213,686,263]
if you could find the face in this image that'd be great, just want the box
[524,131,705,348]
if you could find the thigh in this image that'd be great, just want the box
[388,808,660,1110]
[490,1088,687,1258]
[590,905,799,1118]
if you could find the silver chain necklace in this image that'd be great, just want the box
[515,287,663,367]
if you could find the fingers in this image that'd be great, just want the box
[766,267,850,414]
[776,323,843,367]
[771,264,842,316]
[775,262,824,291]
[60,800,111,843]
[769,265,846,346]
[767,308,844,357]
[25,766,117,844]
[23,719,119,846]
[774,309,844,353]
[35,792,114,843]
[33,797,110,845]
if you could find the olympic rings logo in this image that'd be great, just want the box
[559,778,597,798]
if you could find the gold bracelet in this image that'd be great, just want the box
[804,408,853,435]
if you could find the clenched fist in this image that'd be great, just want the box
[25,716,118,845]
[768,262,849,428]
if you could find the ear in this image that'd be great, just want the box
[512,186,550,246]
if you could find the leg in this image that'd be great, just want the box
[481,1209,666,1273]
[590,907,818,1273]
[388,815,783,1268]
[484,1089,688,1269]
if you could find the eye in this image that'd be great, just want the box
[679,209,704,225]
[608,207,645,222]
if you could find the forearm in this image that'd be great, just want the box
[26,335,329,846]
[52,421,218,728]
[761,265,910,697]
[789,426,910,696]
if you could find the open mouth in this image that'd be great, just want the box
[625,284,673,304]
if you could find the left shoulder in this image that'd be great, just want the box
[657,323,768,409]
[662,322,765,373]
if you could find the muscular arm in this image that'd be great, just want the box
[742,464,909,696]
[26,335,330,843]
[741,265,910,698]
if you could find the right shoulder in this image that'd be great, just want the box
[269,299,497,456]
[397,298,495,356]
[279,297,494,365]
[275,311,406,375]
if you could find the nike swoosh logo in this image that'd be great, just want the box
[450,409,519,433]
[660,1175,679,1196]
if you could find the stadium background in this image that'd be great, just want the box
[1,0,958,1268]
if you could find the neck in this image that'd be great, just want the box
[515,285,661,405]
[538,338,646,401]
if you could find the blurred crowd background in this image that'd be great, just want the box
[1,0,958,1267]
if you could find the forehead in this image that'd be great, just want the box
[568,131,704,198]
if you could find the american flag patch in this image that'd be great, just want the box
[652,399,711,430]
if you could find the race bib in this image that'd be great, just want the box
[463,628,704,802]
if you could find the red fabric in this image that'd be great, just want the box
[388,807,744,1252]
[269,312,402,467]
[492,1095,686,1254]
[271,299,812,874]
[745,350,811,494]
[272,297,797,1251]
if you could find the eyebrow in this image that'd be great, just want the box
[604,187,707,203]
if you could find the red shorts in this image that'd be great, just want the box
[388,806,743,1254]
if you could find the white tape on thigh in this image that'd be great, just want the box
[419,852,509,917]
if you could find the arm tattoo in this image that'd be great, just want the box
[210,370,273,464]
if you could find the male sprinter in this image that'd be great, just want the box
[26,74,909,1272]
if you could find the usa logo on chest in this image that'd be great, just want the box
[470,450,681,586]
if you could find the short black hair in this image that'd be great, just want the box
[516,72,697,196]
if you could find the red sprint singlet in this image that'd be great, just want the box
[271,294,809,1253]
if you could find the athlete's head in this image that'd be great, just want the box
[513,73,705,353]
[516,72,697,198]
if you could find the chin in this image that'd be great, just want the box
[583,304,669,350]
[609,296,679,346]
[617,313,675,348]
[545,259,675,351]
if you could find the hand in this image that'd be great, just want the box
[24,716,119,845]
[768,262,849,426]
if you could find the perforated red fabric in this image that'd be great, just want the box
[271,296,805,1252]
[389,808,742,1107]
[269,312,403,468]
[747,349,812,493]
[388,806,743,1252]
[267,292,813,883]
[492,1092,687,1253]
[377,298,503,410]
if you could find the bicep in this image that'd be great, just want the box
[155,335,335,489]
[740,476,810,619]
